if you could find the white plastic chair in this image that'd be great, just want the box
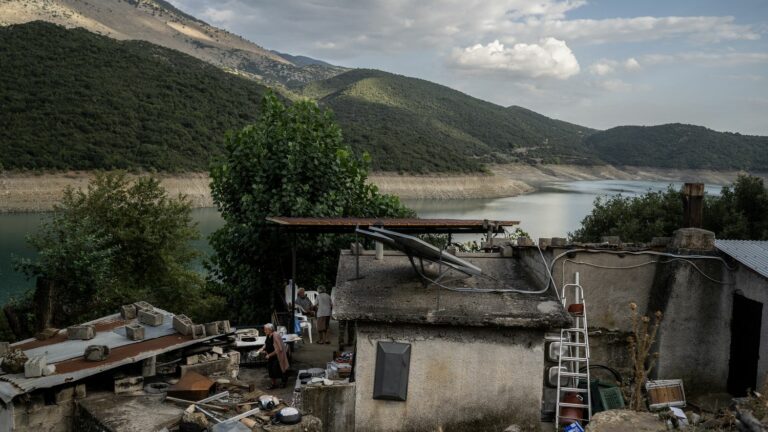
[295,310,313,343]
[304,290,319,306]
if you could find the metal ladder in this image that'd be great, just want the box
[555,272,592,428]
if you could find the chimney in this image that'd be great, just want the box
[682,183,704,228]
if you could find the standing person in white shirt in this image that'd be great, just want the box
[316,286,333,344]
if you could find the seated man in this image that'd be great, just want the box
[294,287,316,316]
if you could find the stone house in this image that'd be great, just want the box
[333,249,569,432]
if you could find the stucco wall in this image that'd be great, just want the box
[353,323,545,432]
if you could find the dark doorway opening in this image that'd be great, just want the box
[728,294,763,396]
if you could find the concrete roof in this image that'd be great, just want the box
[333,250,570,329]
[716,240,768,279]
[0,308,217,404]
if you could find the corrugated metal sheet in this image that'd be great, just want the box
[716,240,768,279]
[0,308,218,403]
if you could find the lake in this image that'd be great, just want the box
[0,179,723,304]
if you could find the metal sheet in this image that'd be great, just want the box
[716,240,768,279]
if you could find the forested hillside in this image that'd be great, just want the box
[0,22,267,171]
[584,124,768,170]
[300,69,595,172]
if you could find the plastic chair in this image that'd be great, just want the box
[304,290,319,306]
[295,310,313,344]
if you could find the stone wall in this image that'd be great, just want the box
[353,322,545,432]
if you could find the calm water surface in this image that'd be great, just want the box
[0,180,722,304]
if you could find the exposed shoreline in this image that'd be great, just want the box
[1,165,765,213]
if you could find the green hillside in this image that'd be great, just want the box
[0,21,268,171]
[585,124,768,170]
[299,69,595,172]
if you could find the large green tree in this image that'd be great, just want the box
[570,175,768,243]
[16,173,221,328]
[209,93,413,323]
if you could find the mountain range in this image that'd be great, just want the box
[1,0,767,173]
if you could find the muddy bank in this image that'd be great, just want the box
[1,165,764,213]
[0,172,213,213]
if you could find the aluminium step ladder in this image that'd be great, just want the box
[555,272,592,428]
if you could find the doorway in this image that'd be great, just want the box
[728,294,763,396]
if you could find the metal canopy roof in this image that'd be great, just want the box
[0,308,217,404]
[716,240,768,279]
[265,217,519,234]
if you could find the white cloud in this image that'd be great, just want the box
[625,58,641,70]
[589,61,615,76]
[641,52,768,66]
[449,38,580,79]
[504,15,760,45]
[597,79,635,92]
[589,58,641,76]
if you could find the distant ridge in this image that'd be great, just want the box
[0,22,268,171]
[0,0,346,87]
[300,69,594,172]
[585,123,768,170]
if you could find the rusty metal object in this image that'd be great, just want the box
[167,371,215,401]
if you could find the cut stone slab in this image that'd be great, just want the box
[114,375,144,395]
[671,227,715,251]
[120,304,138,320]
[125,323,145,341]
[133,301,154,312]
[138,309,164,326]
[24,355,47,378]
[204,322,220,336]
[192,324,206,339]
[35,327,60,340]
[84,345,110,362]
[67,324,96,340]
[218,320,231,334]
[585,409,667,432]
[1,349,28,374]
[173,314,193,335]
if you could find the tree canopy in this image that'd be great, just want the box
[209,92,413,322]
[570,175,768,243]
[15,173,222,329]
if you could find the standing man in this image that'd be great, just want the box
[316,286,333,344]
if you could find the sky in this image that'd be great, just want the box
[168,0,768,135]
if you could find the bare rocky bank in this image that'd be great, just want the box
[0,165,764,213]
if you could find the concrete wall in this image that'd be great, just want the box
[518,246,766,395]
[301,383,355,432]
[354,322,545,432]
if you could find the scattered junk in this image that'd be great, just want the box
[646,379,686,410]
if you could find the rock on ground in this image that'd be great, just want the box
[585,410,667,432]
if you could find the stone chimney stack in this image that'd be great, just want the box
[682,183,705,228]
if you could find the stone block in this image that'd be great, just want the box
[539,238,551,249]
[43,365,56,376]
[133,301,153,312]
[35,327,59,340]
[138,309,164,326]
[204,322,220,336]
[1,349,28,373]
[84,345,110,362]
[67,324,96,340]
[125,323,145,341]
[179,358,230,378]
[186,354,200,365]
[601,236,621,245]
[114,375,144,395]
[551,237,567,247]
[74,384,87,399]
[516,237,534,247]
[0,341,9,356]
[173,314,193,335]
[24,355,47,378]
[120,304,137,320]
[226,350,241,366]
[217,320,231,334]
[142,356,156,377]
[212,346,224,355]
[55,387,75,404]
[192,324,206,339]
[671,228,715,251]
